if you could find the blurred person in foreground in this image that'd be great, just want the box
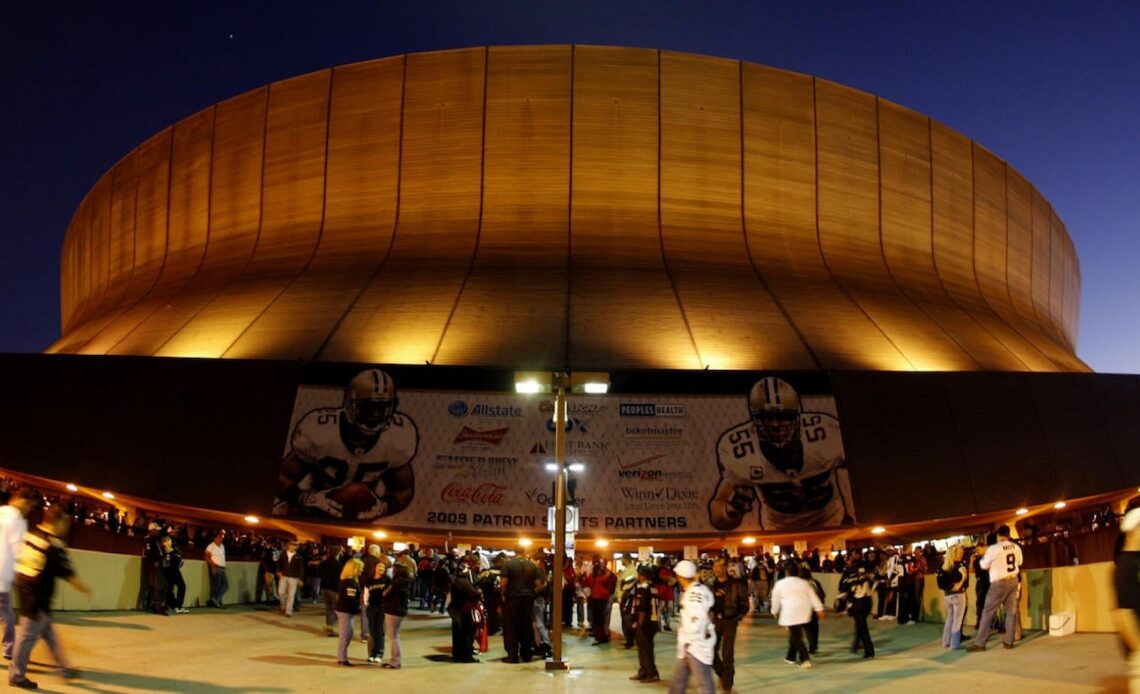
[9,504,93,689]
[668,560,716,694]
[1113,507,1140,692]
[0,489,39,661]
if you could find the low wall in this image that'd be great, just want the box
[52,549,262,611]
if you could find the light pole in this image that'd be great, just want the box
[515,370,608,672]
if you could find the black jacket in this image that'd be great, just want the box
[278,550,305,578]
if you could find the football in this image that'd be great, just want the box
[327,483,379,520]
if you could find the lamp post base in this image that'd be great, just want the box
[544,658,570,671]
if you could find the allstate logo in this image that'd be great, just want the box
[448,401,469,418]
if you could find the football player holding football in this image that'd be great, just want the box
[708,377,854,531]
[274,369,418,522]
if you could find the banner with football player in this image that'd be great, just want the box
[273,370,856,535]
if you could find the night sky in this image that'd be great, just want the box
[3,1,1137,373]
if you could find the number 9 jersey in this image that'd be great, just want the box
[714,412,852,531]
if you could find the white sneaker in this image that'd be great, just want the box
[784,659,796,666]
[799,660,813,669]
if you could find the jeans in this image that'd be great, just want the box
[533,596,550,649]
[10,612,69,683]
[667,650,715,694]
[943,592,966,648]
[0,592,14,659]
[322,589,339,629]
[335,611,356,662]
[384,613,404,667]
[279,576,300,615]
[209,566,229,605]
[635,621,659,679]
[974,577,1019,647]
[713,619,738,687]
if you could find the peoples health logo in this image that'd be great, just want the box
[448,400,523,418]
[619,403,687,418]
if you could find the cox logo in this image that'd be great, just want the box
[448,401,469,418]
[546,418,587,434]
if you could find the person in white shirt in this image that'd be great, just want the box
[667,560,716,694]
[968,525,1023,651]
[0,490,39,660]
[205,531,229,608]
[770,563,825,668]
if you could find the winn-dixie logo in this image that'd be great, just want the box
[448,401,523,418]
[440,482,508,505]
[452,426,510,445]
[619,403,687,418]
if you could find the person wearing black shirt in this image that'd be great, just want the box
[334,558,364,666]
[319,545,344,637]
[1114,508,1140,690]
[449,558,483,663]
[710,558,748,692]
[365,558,388,663]
[163,535,188,614]
[141,524,168,615]
[382,562,412,668]
[629,565,660,683]
[972,534,995,632]
[9,505,93,689]
[500,553,539,663]
[940,544,970,649]
[800,566,826,654]
[277,540,305,617]
[840,562,875,659]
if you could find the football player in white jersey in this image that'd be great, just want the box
[708,377,854,532]
[274,369,418,522]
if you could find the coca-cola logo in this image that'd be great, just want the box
[440,482,508,505]
[452,426,510,445]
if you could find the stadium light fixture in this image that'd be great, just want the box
[545,463,558,472]
[372,530,387,539]
[871,526,886,535]
[515,380,542,394]
[741,537,756,545]
[568,463,585,473]
[66,483,78,492]
[244,515,260,524]
[595,539,609,548]
[1015,508,1029,515]
[1054,501,1067,509]
[582,382,608,394]
[519,538,533,547]
[101,491,115,500]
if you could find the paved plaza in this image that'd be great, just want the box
[11,605,1128,693]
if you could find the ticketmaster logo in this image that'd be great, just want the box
[624,425,683,439]
[619,403,687,418]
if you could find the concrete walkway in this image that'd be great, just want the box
[10,605,1128,693]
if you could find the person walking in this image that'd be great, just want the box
[840,561,875,658]
[1113,508,1140,692]
[940,544,970,649]
[968,526,1023,651]
[449,556,482,663]
[710,558,748,691]
[0,489,38,661]
[204,530,228,608]
[334,558,364,666]
[584,559,617,646]
[320,545,344,636]
[8,504,93,689]
[277,539,304,617]
[657,558,676,632]
[770,563,825,668]
[630,565,661,683]
[667,560,716,694]
[382,561,413,669]
[799,566,826,655]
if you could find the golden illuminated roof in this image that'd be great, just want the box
[51,45,1085,372]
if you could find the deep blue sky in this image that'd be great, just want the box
[3,1,1137,373]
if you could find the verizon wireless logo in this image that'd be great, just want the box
[453,426,510,445]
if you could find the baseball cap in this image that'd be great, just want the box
[674,560,697,579]
[1122,508,1140,533]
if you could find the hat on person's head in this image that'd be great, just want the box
[1122,508,1140,533]
[637,564,656,578]
[674,560,698,579]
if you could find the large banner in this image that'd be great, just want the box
[272,370,855,536]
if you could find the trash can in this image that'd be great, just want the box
[1048,611,1075,636]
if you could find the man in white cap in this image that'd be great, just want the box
[668,559,716,694]
[1113,506,1140,692]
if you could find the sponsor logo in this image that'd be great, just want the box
[539,401,606,415]
[529,443,547,455]
[453,426,510,445]
[619,403,687,418]
[546,417,588,434]
[525,488,588,507]
[448,401,523,418]
[433,454,519,467]
[440,482,508,505]
[623,424,684,440]
[533,440,609,452]
[617,454,666,470]
[619,487,699,501]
